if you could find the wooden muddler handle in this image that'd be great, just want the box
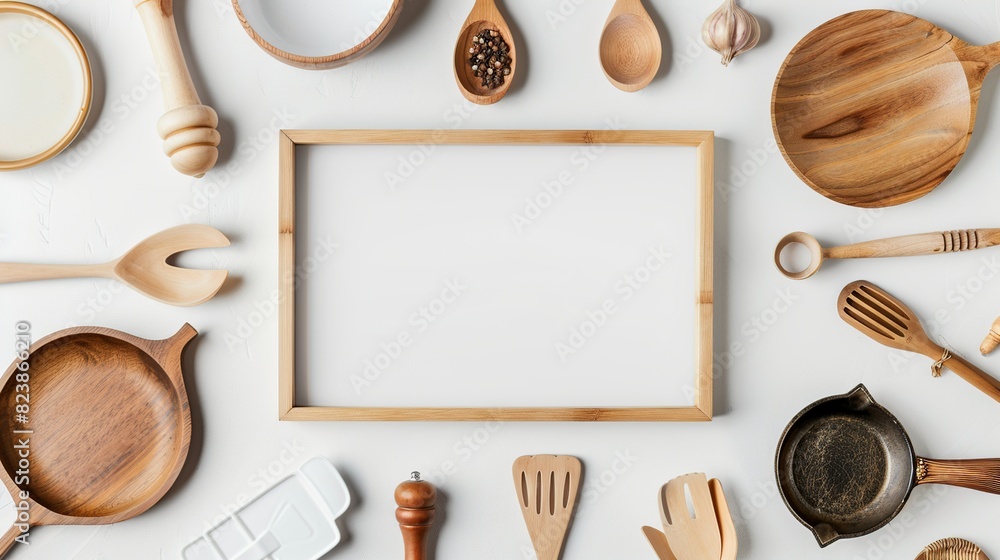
[395,472,436,560]
[826,229,1000,259]
[981,316,1000,355]
[133,0,220,177]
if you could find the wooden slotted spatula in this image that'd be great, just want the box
[512,455,581,560]
[838,281,1000,404]
[916,538,990,560]
[660,473,722,560]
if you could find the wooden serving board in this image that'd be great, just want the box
[772,10,1000,208]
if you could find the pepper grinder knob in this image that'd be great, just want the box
[395,472,436,560]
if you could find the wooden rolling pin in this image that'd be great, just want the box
[395,472,436,560]
[133,0,220,177]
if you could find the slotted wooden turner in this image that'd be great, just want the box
[512,455,581,560]
[838,280,1000,403]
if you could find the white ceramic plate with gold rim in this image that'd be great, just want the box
[231,0,402,70]
[0,1,91,171]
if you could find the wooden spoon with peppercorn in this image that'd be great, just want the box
[454,0,517,105]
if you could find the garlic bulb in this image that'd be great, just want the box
[702,0,760,66]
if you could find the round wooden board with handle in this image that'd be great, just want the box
[772,10,1000,208]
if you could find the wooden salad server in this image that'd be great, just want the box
[838,280,1000,403]
[660,474,721,560]
[643,477,736,560]
[0,224,229,306]
[396,472,436,560]
[776,229,1000,280]
[133,0,220,177]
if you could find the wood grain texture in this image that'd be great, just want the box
[916,538,990,560]
[772,10,1000,207]
[513,455,581,560]
[661,474,721,560]
[0,3,92,171]
[0,224,229,307]
[230,0,402,70]
[453,0,517,105]
[710,479,737,560]
[277,129,714,422]
[395,474,436,560]
[642,525,678,560]
[134,0,220,176]
[0,325,197,557]
[838,280,1000,404]
[775,229,1000,280]
[917,457,1000,494]
[599,0,661,92]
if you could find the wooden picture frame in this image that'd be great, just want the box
[279,130,714,421]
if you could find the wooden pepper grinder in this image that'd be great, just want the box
[395,471,436,560]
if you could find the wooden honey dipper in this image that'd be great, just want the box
[395,472,436,560]
[133,0,220,177]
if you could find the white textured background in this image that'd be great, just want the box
[3,0,1000,558]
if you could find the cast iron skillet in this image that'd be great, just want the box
[776,384,1000,547]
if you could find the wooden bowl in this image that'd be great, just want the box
[0,325,197,551]
[0,2,92,171]
[231,0,402,70]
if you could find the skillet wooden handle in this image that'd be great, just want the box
[917,458,1000,494]
[940,353,1000,404]
[133,0,220,177]
[826,229,1000,259]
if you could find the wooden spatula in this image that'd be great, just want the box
[512,455,581,560]
[660,473,722,560]
[916,538,989,560]
[838,280,1000,403]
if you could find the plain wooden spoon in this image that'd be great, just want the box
[600,0,661,92]
[838,280,1000,403]
[916,538,989,560]
[454,0,517,105]
[773,10,1000,208]
[775,229,1000,280]
[0,224,229,306]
